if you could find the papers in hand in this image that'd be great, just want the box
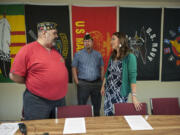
[63,117,86,134]
[124,115,153,130]
[0,123,19,135]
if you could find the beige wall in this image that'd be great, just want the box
[0,0,180,121]
[1,82,180,121]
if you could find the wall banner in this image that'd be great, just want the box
[0,5,25,82]
[119,7,161,80]
[162,8,180,81]
[25,5,72,82]
[72,5,117,70]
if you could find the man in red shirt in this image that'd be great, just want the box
[9,22,68,120]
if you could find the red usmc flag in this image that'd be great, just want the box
[72,5,117,70]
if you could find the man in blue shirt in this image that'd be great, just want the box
[72,33,104,116]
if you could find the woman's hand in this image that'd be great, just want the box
[101,86,105,96]
[132,96,142,111]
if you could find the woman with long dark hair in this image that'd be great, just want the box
[101,32,142,116]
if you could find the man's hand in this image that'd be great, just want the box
[9,73,25,84]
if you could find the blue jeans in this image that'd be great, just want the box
[23,89,65,120]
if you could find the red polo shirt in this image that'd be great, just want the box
[11,41,68,100]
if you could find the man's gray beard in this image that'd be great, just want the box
[52,40,56,46]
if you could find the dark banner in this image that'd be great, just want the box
[25,5,72,82]
[119,7,161,80]
[162,8,180,81]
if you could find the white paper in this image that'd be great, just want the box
[63,118,86,134]
[0,123,19,135]
[124,115,153,130]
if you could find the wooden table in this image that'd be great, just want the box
[14,115,180,135]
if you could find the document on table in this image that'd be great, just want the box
[124,115,153,130]
[0,123,19,135]
[63,117,86,134]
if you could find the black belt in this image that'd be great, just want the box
[79,78,101,83]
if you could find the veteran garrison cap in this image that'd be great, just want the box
[84,32,93,40]
[37,22,57,31]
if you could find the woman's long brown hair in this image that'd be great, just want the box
[111,32,131,60]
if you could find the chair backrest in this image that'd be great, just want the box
[57,105,93,118]
[150,97,180,115]
[114,103,147,116]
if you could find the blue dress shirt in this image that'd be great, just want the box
[72,49,104,81]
